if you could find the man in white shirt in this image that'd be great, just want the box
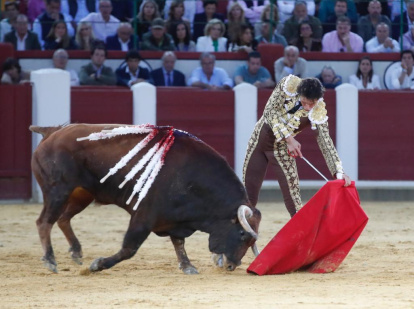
[274,45,307,82]
[61,0,99,23]
[365,22,400,53]
[391,50,414,89]
[80,0,120,42]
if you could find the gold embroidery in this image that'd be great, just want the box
[283,75,302,97]
[316,122,344,176]
[308,99,328,127]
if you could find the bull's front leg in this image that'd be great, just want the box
[170,236,198,274]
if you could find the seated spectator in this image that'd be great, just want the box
[255,4,282,37]
[291,21,322,52]
[355,0,390,18]
[33,0,75,48]
[171,21,196,51]
[318,0,357,24]
[115,50,150,87]
[274,45,307,83]
[400,25,414,53]
[27,0,46,24]
[1,57,30,84]
[0,1,19,42]
[141,18,175,51]
[110,0,133,22]
[196,18,227,52]
[192,0,224,42]
[44,20,78,50]
[255,19,287,46]
[136,0,165,16]
[106,22,138,51]
[277,0,315,24]
[150,51,186,86]
[224,2,251,42]
[60,0,99,23]
[3,14,41,50]
[348,56,381,90]
[227,23,258,53]
[322,16,364,52]
[365,23,400,53]
[392,0,414,41]
[79,44,116,85]
[322,0,357,34]
[357,0,392,43]
[80,0,120,42]
[188,52,233,90]
[164,0,197,28]
[52,48,79,86]
[234,51,275,88]
[282,1,322,45]
[316,65,342,89]
[75,21,103,51]
[165,0,191,37]
[391,50,414,90]
[131,0,161,38]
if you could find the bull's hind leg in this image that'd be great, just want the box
[171,236,198,274]
[57,188,94,265]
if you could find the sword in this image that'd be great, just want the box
[301,156,329,182]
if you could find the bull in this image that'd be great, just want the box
[30,124,261,274]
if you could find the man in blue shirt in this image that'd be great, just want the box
[234,51,275,89]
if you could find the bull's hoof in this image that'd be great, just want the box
[211,254,224,268]
[68,247,83,265]
[42,257,58,273]
[180,265,199,275]
[72,256,83,265]
[89,257,104,272]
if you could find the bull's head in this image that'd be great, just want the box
[209,205,261,271]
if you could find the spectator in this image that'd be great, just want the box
[196,18,227,52]
[171,20,196,51]
[316,65,342,89]
[44,20,78,50]
[75,21,103,50]
[348,56,381,90]
[132,0,160,38]
[274,45,307,83]
[105,22,138,51]
[60,0,99,23]
[365,23,400,53]
[233,0,271,26]
[400,25,414,53]
[255,19,287,46]
[282,0,322,45]
[141,18,175,51]
[136,0,165,16]
[318,0,357,24]
[3,14,41,50]
[391,50,414,90]
[192,0,224,42]
[80,0,120,42]
[165,0,191,37]
[322,16,364,52]
[79,44,116,85]
[27,0,46,24]
[164,0,196,28]
[110,0,134,22]
[0,1,19,42]
[234,51,275,88]
[52,48,79,86]
[322,0,357,34]
[150,51,186,86]
[277,0,315,24]
[392,0,414,41]
[357,0,392,43]
[1,57,30,84]
[227,23,257,53]
[33,0,75,48]
[355,0,390,18]
[188,52,233,90]
[224,2,251,42]
[291,21,322,52]
[115,50,150,87]
[256,3,282,36]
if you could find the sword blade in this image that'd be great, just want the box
[301,156,329,182]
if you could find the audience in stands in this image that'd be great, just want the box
[1,57,30,84]
[318,0,357,25]
[105,22,137,51]
[234,51,275,88]
[242,0,272,25]
[322,16,364,52]
[391,50,414,90]
[316,65,342,89]
[141,18,175,50]
[291,21,322,52]
[277,0,315,24]
[60,0,99,23]
[355,0,390,18]
[3,14,41,50]
[80,0,119,42]
[44,20,78,50]
[188,52,233,89]
[136,0,165,16]
[165,0,191,37]
[196,18,227,52]
[75,21,102,50]
[132,0,161,38]
[348,56,381,89]
[224,2,250,42]
[256,19,287,46]
[357,0,392,43]
[391,0,414,41]
[323,0,357,34]
[256,4,282,36]
[150,51,186,86]
[227,23,257,53]
[0,1,19,42]
[171,20,196,51]
[282,0,322,45]
[164,0,196,27]
[52,48,79,86]
[192,0,224,42]
[33,0,75,48]
[365,23,399,53]
[400,25,414,53]
[27,0,46,24]
[79,44,116,85]
[274,45,307,83]
[115,49,150,87]
[110,0,134,22]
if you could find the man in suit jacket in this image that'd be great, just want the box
[116,49,150,87]
[105,22,138,51]
[150,51,186,87]
[79,44,116,85]
[4,14,41,50]
[192,0,224,41]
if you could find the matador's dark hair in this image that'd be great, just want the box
[297,77,325,100]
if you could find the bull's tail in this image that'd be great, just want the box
[29,125,63,139]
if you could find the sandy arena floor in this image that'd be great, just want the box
[0,201,413,309]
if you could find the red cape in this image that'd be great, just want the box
[247,180,368,275]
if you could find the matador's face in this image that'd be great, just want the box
[300,96,317,111]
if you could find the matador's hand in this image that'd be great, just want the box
[343,173,351,187]
[286,136,302,158]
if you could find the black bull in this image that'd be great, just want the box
[30,124,261,274]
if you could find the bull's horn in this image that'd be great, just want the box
[237,205,258,240]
